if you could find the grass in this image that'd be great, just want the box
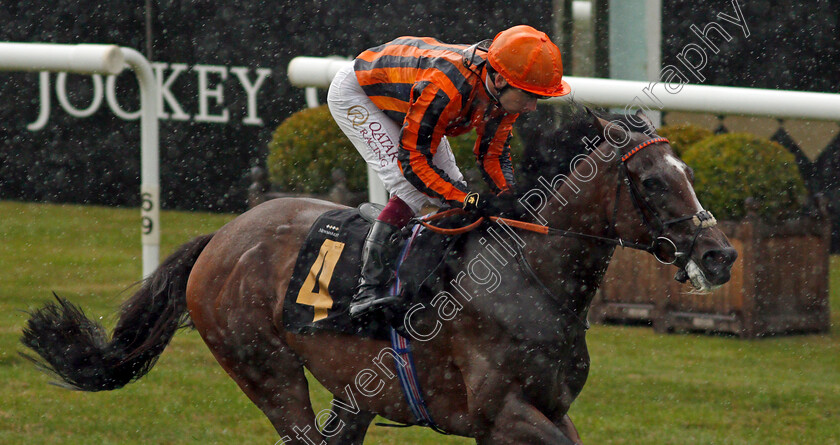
[0,200,837,444]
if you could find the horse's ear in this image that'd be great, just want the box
[588,108,610,134]
[633,109,657,133]
[591,114,632,147]
[589,108,631,146]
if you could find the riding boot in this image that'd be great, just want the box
[348,220,402,318]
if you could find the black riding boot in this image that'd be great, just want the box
[348,220,402,318]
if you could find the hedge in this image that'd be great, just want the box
[681,133,807,221]
[657,124,713,157]
[267,105,366,194]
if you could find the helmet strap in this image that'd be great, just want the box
[484,71,510,104]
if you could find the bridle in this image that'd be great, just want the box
[609,136,718,265]
[417,136,718,266]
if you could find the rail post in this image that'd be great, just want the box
[0,42,160,277]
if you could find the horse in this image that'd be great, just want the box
[21,107,737,444]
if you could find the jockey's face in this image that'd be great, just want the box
[492,75,540,114]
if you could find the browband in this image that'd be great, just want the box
[621,137,670,162]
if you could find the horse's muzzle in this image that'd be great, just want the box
[700,247,738,285]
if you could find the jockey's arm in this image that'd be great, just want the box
[474,113,518,194]
[397,83,470,206]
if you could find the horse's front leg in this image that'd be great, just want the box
[476,391,577,445]
[549,331,590,444]
[323,398,376,445]
[556,414,584,444]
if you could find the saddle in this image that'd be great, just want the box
[282,203,466,340]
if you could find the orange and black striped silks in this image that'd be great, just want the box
[354,36,517,205]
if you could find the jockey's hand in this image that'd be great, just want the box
[463,192,525,218]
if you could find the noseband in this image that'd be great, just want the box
[611,137,717,265]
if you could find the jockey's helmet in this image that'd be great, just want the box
[487,25,571,97]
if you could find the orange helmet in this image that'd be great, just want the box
[487,25,571,97]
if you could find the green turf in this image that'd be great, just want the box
[1,200,837,444]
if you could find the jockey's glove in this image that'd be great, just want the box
[463,192,527,219]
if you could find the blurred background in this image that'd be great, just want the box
[1,1,837,233]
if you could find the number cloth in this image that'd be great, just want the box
[283,207,395,339]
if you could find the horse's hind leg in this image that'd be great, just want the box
[199,317,326,442]
[323,399,376,445]
[188,244,326,442]
[202,329,375,444]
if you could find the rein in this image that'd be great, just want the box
[418,211,652,249]
[416,136,718,265]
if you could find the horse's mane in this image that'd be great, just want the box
[517,102,655,191]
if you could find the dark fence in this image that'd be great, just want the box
[592,205,831,338]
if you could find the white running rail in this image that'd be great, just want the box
[288,56,840,121]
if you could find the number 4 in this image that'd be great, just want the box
[296,239,345,322]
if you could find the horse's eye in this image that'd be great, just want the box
[642,177,668,192]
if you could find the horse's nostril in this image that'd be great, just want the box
[721,248,738,266]
[702,248,738,273]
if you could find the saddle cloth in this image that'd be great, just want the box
[282,204,464,340]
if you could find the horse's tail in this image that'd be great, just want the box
[20,233,214,392]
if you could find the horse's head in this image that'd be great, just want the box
[589,109,737,290]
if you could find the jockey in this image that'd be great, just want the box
[327,25,571,317]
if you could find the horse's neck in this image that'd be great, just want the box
[523,232,614,316]
[525,159,620,315]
